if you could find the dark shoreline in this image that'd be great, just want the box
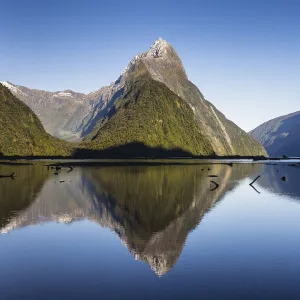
[0,155,299,168]
[1,155,299,161]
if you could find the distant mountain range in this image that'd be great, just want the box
[0,81,94,141]
[1,38,267,157]
[250,111,300,157]
[0,84,71,156]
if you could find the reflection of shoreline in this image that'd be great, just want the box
[0,164,50,230]
[0,164,261,275]
[0,168,93,233]
[257,165,300,201]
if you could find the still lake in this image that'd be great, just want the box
[1,161,300,299]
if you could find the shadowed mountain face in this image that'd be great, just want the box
[2,39,267,156]
[250,111,300,157]
[0,163,261,275]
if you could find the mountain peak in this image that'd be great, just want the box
[120,37,183,79]
[145,37,172,58]
[153,36,167,44]
[148,37,171,56]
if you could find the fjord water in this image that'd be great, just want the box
[1,162,300,299]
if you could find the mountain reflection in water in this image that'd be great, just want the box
[0,163,263,275]
[258,164,300,200]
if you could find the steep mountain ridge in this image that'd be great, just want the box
[2,38,267,156]
[83,38,267,156]
[82,61,214,156]
[136,39,266,155]
[250,111,300,156]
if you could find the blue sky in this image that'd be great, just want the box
[0,0,299,131]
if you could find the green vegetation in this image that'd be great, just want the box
[0,84,72,156]
[83,62,214,156]
[86,165,210,271]
[88,166,201,234]
[173,81,268,156]
[85,163,261,274]
[0,60,266,158]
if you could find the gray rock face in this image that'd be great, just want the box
[2,38,267,155]
[250,111,300,157]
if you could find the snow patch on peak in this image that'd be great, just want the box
[53,92,74,98]
[0,81,14,88]
[0,81,28,96]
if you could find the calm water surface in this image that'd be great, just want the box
[1,161,300,299]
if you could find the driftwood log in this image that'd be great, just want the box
[210,180,219,191]
[249,175,261,194]
[0,172,15,179]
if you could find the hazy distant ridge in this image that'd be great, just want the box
[250,111,300,156]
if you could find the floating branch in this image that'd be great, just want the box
[0,172,15,179]
[210,180,219,191]
[208,175,218,178]
[250,175,261,186]
[249,175,261,194]
[250,185,260,194]
[67,166,74,173]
